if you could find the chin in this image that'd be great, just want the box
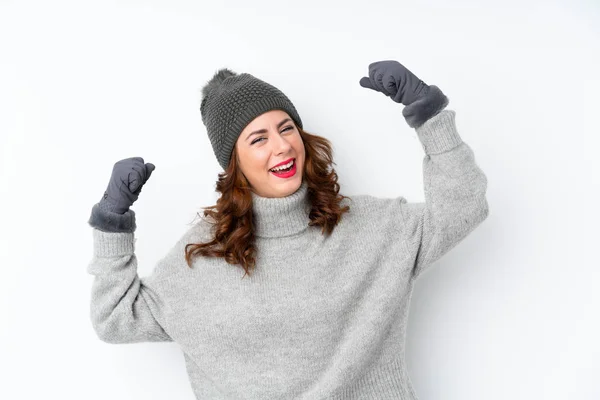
[270,179,302,197]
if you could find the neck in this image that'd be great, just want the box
[250,180,311,238]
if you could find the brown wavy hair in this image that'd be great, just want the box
[184,126,351,279]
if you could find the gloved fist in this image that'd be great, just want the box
[359,60,450,128]
[359,60,429,106]
[98,157,155,215]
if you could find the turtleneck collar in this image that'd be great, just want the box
[250,180,311,238]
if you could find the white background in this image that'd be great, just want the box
[1,0,598,399]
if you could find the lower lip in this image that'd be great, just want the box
[270,161,297,178]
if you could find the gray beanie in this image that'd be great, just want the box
[200,68,304,171]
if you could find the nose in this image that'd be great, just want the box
[272,131,292,155]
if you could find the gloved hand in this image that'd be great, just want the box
[359,60,429,106]
[98,157,155,215]
[359,60,449,128]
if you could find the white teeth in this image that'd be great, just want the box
[270,160,294,172]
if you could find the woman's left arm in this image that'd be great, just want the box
[360,60,490,279]
[400,109,489,279]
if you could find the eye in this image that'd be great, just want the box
[250,126,294,145]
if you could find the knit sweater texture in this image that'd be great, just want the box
[87,109,489,399]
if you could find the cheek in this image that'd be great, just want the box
[247,151,271,172]
[296,141,306,161]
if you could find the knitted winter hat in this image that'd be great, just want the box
[200,68,304,171]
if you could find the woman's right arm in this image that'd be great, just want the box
[87,206,173,344]
[87,157,172,344]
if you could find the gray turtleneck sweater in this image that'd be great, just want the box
[87,109,489,399]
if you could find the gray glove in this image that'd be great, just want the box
[359,60,428,105]
[359,60,449,128]
[98,157,155,215]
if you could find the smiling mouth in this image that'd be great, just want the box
[269,159,295,173]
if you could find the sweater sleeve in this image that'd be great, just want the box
[87,226,174,344]
[400,109,489,279]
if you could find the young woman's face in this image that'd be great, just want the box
[235,109,305,198]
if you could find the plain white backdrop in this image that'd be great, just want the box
[1,0,598,399]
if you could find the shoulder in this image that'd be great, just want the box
[336,193,408,235]
[340,193,407,220]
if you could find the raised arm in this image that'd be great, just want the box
[400,109,489,278]
[87,226,174,343]
[87,157,173,343]
[359,60,489,279]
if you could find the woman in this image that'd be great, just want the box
[87,61,489,399]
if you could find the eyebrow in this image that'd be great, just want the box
[246,118,293,141]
